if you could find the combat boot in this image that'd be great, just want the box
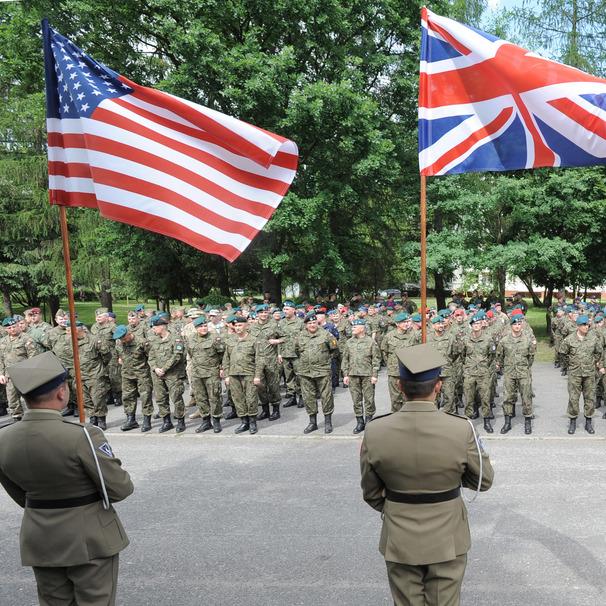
[97,416,107,431]
[257,404,270,420]
[89,415,98,426]
[303,414,318,434]
[283,394,297,408]
[225,406,238,420]
[175,417,186,433]
[141,415,152,432]
[159,414,174,433]
[524,418,532,434]
[60,404,74,417]
[269,404,281,421]
[568,418,576,434]
[585,417,595,434]
[554,361,560,368]
[561,368,567,376]
[212,417,222,433]
[195,416,212,433]
[324,414,333,434]
[234,416,250,434]
[121,413,139,431]
[500,416,512,434]
[249,417,258,434]
[365,414,374,424]
[483,418,493,433]
[511,404,516,418]
[297,394,304,408]
[596,397,603,409]
[353,416,366,434]
[0,405,7,417]
[114,393,123,407]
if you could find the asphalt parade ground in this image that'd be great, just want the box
[2,361,606,605]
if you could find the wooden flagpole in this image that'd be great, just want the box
[58,206,86,423]
[420,174,427,344]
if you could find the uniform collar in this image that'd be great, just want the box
[400,400,439,412]
[22,409,63,421]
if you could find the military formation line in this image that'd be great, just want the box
[0,294,604,436]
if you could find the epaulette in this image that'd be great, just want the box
[371,412,393,421]
[445,411,469,420]
[62,418,86,428]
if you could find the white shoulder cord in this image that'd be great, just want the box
[82,426,110,510]
[462,418,483,504]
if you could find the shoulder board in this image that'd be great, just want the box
[62,418,86,428]
[371,412,392,421]
[445,411,469,421]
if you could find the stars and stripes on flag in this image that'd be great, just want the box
[418,7,606,176]
[42,21,298,262]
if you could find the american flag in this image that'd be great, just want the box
[42,21,298,262]
[419,7,606,176]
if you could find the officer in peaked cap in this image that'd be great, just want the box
[360,343,494,606]
[0,352,133,606]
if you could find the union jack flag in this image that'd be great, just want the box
[419,7,606,176]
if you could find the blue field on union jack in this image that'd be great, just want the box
[418,7,606,176]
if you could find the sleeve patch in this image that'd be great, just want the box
[98,442,114,457]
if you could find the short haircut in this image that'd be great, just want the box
[400,377,440,400]
[25,380,67,406]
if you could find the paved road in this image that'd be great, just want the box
[2,362,606,605]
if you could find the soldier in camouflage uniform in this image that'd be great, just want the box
[335,309,352,386]
[183,308,204,418]
[0,317,37,420]
[342,318,381,434]
[249,303,284,422]
[426,315,461,413]
[294,313,339,434]
[496,315,536,435]
[24,307,52,354]
[147,315,187,433]
[559,314,604,434]
[67,321,111,429]
[452,308,470,407]
[381,312,421,412]
[127,309,149,339]
[558,307,578,376]
[551,308,565,368]
[113,324,154,432]
[41,309,77,416]
[186,316,225,434]
[222,317,261,434]
[279,301,304,408]
[462,314,496,433]
[90,307,122,407]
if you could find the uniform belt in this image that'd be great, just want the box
[26,493,101,509]
[385,487,460,504]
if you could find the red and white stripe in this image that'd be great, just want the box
[47,79,298,261]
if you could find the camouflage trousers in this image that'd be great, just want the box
[502,374,533,417]
[567,374,595,419]
[82,374,110,418]
[256,360,281,406]
[299,374,334,416]
[191,374,223,418]
[553,336,562,365]
[348,376,376,417]
[6,381,25,417]
[186,358,196,406]
[122,373,153,416]
[464,375,491,418]
[108,356,122,396]
[229,375,258,417]
[437,375,456,413]
[152,373,185,419]
[388,375,405,412]
[0,383,7,406]
[282,357,300,397]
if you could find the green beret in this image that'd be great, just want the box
[283,300,295,308]
[150,315,169,327]
[65,320,85,328]
[256,304,269,312]
[352,318,366,326]
[394,312,409,323]
[411,313,422,322]
[112,325,128,340]
[2,317,16,327]
[430,316,443,324]
[193,316,207,327]
[303,313,317,324]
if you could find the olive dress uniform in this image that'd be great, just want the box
[360,345,494,606]
[0,353,133,606]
